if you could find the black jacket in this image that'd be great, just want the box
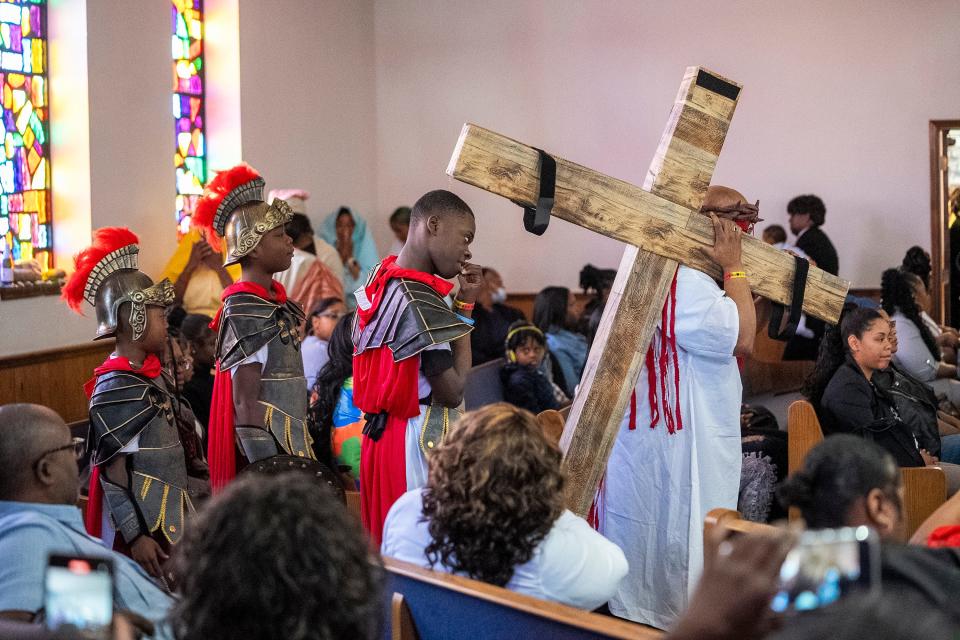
[795,226,839,276]
[501,363,559,414]
[873,361,942,458]
[819,357,924,467]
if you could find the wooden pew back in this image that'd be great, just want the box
[786,399,947,538]
[383,557,662,640]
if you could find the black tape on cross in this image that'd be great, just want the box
[768,255,810,341]
[519,148,556,236]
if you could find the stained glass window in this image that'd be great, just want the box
[0,0,49,271]
[172,0,205,236]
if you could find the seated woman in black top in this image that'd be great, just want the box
[807,306,926,468]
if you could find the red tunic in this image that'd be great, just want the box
[353,256,454,545]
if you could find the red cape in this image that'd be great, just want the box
[354,257,453,544]
[83,354,163,537]
[208,280,288,493]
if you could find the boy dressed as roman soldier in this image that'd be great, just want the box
[63,227,193,580]
[193,164,316,491]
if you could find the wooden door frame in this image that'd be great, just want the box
[929,120,960,325]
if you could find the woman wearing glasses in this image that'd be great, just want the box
[303,298,347,390]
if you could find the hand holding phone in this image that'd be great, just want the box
[44,554,114,640]
[770,526,880,614]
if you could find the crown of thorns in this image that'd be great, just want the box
[699,200,762,225]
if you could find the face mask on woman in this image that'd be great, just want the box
[491,287,508,305]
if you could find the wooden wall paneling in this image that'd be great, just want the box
[0,341,114,423]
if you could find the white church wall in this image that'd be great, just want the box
[372,0,960,292]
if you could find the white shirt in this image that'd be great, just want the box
[891,310,939,383]
[382,488,628,610]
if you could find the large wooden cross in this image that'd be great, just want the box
[447,66,849,516]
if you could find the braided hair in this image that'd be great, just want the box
[881,268,940,361]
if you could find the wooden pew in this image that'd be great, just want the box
[383,557,663,640]
[786,399,947,538]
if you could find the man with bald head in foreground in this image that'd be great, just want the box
[599,186,758,629]
[0,404,173,638]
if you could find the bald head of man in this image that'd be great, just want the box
[702,185,747,209]
[699,185,761,234]
[0,404,79,505]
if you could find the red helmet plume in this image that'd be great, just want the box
[192,163,262,251]
[61,227,139,313]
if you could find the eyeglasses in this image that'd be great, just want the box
[32,437,85,472]
[315,311,346,321]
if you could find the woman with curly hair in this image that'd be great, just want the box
[380,403,627,609]
[171,472,382,640]
[882,269,959,388]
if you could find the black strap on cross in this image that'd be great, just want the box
[768,254,810,341]
[515,148,556,236]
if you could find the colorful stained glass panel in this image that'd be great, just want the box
[172,0,205,236]
[0,0,48,271]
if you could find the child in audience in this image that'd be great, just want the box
[381,403,627,610]
[352,190,481,544]
[309,312,363,483]
[500,321,562,414]
[302,297,345,390]
[62,227,194,579]
[193,163,316,492]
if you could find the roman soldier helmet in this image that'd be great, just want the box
[62,228,174,341]
[193,163,294,267]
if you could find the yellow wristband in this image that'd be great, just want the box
[724,271,747,281]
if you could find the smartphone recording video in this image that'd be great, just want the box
[770,526,879,613]
[44,554,114,640]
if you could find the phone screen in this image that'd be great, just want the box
[44,554,114,639]
[770,526,879,613]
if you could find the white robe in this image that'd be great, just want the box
[601,266,742,630]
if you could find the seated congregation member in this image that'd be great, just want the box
[388,205,411,256]
[171,473,381,640]
[873,309,960,465]
[882,268,959,388]
[302,297,345,390]
[62,228,194,578]
[267,188,344,281]
[178,313,215,442]
[353,190,481,545]
[381,403,627,610]
[500,321,565,414]
[322,206,379,310]
[160,228,238,318]
[809,306,960,490]
[470,266,525,365]
[778,436,960,625]
[193,164,316,492]
[276,211,344,330]
[0,404,173,637]
[602,187,758,630]
[578,264,616,348]
[309,313,364,485]
[533,286,587,397]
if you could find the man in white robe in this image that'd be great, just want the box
[600,186,758,630]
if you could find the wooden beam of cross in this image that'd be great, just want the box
[447,66,850,516]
